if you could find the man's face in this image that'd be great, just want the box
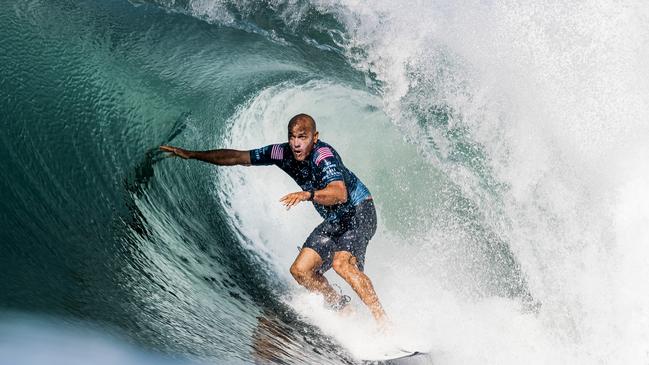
[288,122,318,161]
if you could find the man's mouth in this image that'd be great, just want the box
[292,150,305,160]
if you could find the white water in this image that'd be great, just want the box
[333,1,649,363]
[216,81,551,363]
[216,0,649,363]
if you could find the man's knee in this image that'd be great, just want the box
[290,262,313,283]
[291,248,323,282]
[332,256,357,277]
[290,263,303,280]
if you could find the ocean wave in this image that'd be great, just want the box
[1,0,648,364]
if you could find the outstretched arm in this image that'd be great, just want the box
[160,145,251,166]
[280,180,347,210]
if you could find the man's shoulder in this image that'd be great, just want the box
[311,141,339,166]
[252,142,290,163]
[312,140,338,153]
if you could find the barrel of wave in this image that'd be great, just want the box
[214,81,442,345]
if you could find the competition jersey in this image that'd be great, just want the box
[249,140,371,222]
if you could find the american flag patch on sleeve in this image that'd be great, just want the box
[314,147,334,165]
[270,144,284,160]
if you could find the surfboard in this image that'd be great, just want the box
[360,348,427,361]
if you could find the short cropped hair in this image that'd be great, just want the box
[288,114,316,134]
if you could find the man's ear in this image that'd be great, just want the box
[313,131,319,143]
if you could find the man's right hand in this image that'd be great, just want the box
[160,145,192,159]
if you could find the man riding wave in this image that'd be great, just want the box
[161,113,388,325]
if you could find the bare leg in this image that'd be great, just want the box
[332,251,387,323]
[290,248,340,305]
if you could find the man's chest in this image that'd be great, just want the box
[281,162,322,188]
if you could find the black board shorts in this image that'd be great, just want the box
[303,199,377,274]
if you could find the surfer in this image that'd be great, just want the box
[160,114,388,325]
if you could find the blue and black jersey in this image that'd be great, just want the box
[249,140,371,222]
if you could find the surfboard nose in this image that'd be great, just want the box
[382,351,433,365]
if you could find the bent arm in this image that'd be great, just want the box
[313,180,347,206]
[160,145,250,166]
[279,180,348,210]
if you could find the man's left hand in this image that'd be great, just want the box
[280,191,310,210]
